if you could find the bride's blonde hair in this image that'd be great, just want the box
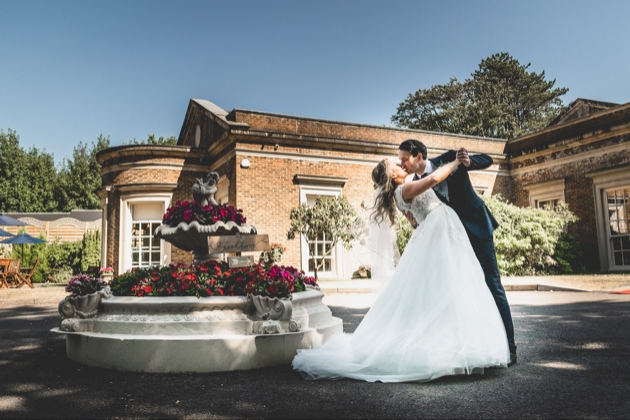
[371,159,398,226]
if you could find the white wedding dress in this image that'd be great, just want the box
[292,187,509,382]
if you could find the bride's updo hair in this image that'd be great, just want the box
[371,159,397,226]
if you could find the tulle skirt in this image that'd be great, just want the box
[292,205,509,382]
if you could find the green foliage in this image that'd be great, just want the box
[287,196,360,279]
[7,229,101,283]
[79,229,101,273]
[392,52,569,140]
[124,134,177,146]
[484,195,580,275]
[0,130,110,212]
[553,232,586,274]
[9,230,50,283]
[396,213,414,255]
[57,135,110,211]
[0,129,59,212]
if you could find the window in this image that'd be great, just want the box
[535,199,560,210]
[605,188,630,268]
[294,175,347,278]
[586,167,630,272]
[131,221,162,268]
[119,196,172,273]
[305,194,336,276]
[524,179,565,209]
[130,203,163,268]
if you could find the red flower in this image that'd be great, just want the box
[218,289,224,296]
[269,284,279,294]
[144,285,153,293]
[206,288,213,296]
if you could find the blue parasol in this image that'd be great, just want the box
[0,228,14,237]
[0,214,29,227]
[0,233,46,263]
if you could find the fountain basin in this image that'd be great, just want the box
[52,289,342,373]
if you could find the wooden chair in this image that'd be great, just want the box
[0,258,12,289]
[3,259,20,288]
[15,258,38,289]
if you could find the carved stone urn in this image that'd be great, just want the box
[58,286,113,332]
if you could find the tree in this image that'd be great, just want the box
[57,135,110,210]
[287,196,360,279]
[125,134,177,145]
[0,129,59,212]
[392,52,569,139]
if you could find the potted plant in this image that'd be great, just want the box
[100,266,114,281]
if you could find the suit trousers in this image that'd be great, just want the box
[468,233,517,354]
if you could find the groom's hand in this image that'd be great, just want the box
[402,210,418,228]
[456,148,471,167]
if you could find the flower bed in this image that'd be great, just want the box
[163,201,247,227]
[110,261,318,298]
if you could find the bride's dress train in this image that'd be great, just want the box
[292,187,509,382]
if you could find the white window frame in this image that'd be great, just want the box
[119,193,172,274]
[524,179,565,209]
[298,185,343,279]
[586,166,630,272]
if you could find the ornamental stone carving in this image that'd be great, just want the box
[58,286,112,332]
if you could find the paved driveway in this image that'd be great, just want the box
[0,291,629,419]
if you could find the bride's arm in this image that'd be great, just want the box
[401,160,461,202]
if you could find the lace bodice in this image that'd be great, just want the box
[395,186,443,224]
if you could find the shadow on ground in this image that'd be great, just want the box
[0,292,629,419]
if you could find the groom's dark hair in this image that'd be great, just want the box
[399,139,427,160]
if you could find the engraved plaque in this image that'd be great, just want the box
[207,234,270,254]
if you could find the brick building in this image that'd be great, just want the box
[97,98,630,276]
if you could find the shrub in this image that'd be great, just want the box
[483,195,579,275]
[396,213,414,254]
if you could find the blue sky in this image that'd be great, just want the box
[1,0,629,163]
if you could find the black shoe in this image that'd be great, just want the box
[508,353,517,367]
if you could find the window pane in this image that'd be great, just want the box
[614,252,623,265]
[142,252,150,263]
[132,253,139,263]
[141,223,151,236]
[317,243,323,255]
[142,237,151,248]
[623,252,630,266]
[308,259,315,271]
[622,236,630,250]
[151,252,161,263]
[324,259,331,272]
[612,238,622,250]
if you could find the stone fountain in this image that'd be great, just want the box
[52,172,342,373]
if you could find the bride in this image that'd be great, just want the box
[292,158,509,382]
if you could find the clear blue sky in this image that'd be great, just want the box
[1,0,629,164]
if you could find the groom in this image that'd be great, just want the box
[398,139,517,366]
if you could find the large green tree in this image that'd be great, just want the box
[0,129,58,212]
[392,52,569,139]
[57,135,110,210]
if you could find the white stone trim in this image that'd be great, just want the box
[586,166,630,272]
[523,179,566,208]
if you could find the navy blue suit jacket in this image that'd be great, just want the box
[414,150,499,239]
